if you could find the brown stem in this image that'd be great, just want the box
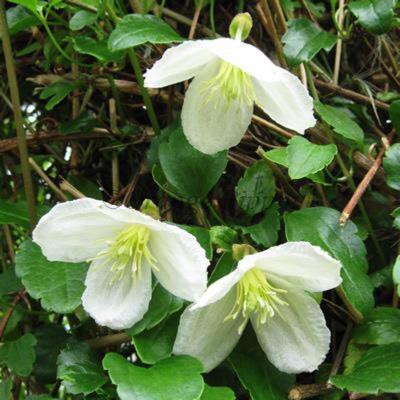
[0,289,25,341]
[86,332,131,349]
[188,0,203,39]
[268,0,287,34]
[288,383,331,400]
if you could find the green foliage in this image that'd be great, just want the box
[200,384,235,400]
[389,99,400,135]
[73,36,124,62]
[69,10,97,31]
[39,81,79,111]
[383,143,400,191]
[5,6,39,36]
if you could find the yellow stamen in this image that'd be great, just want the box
[225,268,288,334]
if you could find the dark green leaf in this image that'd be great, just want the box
[282,18,336,67]
[235,160,275,216]
[69,10,97,31]
[5,6,39,36]
[66,174,102,200]
[0,268,22,295]
[0,379,12,400]
[108,14,183,51]
[103,353,204,400]
[209,252,236,284]
[389,99,400,135]
[15,240,88,314]
[393,256,400,296]
[285,207,374,316]
[60,110,97,135]
[200,384,235,400]
[383,143,400,191]
[209,226,239,251]
[392,207,400,230]
[0,199,48,229]
[57,342,107,395]
[73,36,124,62]
[39,81,78,111]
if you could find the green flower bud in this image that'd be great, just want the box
[140,199,160,220]
[232,243,257,261]
[229,12,253,41]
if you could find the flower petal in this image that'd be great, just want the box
[253,70,316,133]
[148,222,209,302]
[252,277,330,373]
[144,40,217,88]
[173,288,244,372]
[239,241,342,292]
[181,61,253,154]
[32,198,156,263]
[82,258,152,330]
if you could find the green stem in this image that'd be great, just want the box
[0,0,36,229]
[204,199,227,226]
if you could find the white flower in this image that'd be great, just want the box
[173,242,342,374]
[144,17,315,154]
[32,198,209,330]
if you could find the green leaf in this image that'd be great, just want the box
[200,384,235,400]
[352,307,400,345]
[282,18,336,67]
[5,6,39,36]
[60,110,97,135]
[158,121,227,202]
[103,353,204,400]
[132,313,181,365]
[209,226,239,251]
[66,174,102,200]
[263,148,288,167]
[209,252,236,285]
[240,202,280,248]
[348,0,396,35]
[15,240,88,314]
[0,199,48,229]
[0,379,12,400]
[285,207,374,316]
[57,342,107,395]
[0,334,37,377]
[8,0,38,15]
[330,343,400,394]
[230,328,294,400]
[108,14,183,51]
[383,143,400,191]
[314,102,364,148]
[392,207,400,230]
[389,99,400,135]
[69,10,97,31]
[393,256,400,296]
[73,36,124,62]
[0,268,22,295]
[128,284,183,336]
[39,81,78,111]
[180,225,212,260]
[235,160,275,216]
[151,164,188,202]
[287,137,337,179]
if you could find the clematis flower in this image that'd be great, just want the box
[32,198,209,330]
[173,242,342,373]
[144,13,316,155]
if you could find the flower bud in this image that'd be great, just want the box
[229,12,253,41]
[140,199,160,220]
[232,243,256,261]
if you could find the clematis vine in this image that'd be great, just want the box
[144,13,316,154]
[173,242,342,373]
[33,198,209,330]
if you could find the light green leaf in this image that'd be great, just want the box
[393,256,400,296]
[383,143,400,191]
[200,384,235,400]
[39,81,79,111]
[0,334,37,377]
[263,147,288,167]
[8,0,38,15]
[5,6,39,36]
[348,0,396,35]
[314,102,364,148]
[235,160,275,216]
[282,18,336,67]
[103,353,204,400]
[287,136,337,179]
[73,36,123,62]
[15,240,88,314]
[57,342,107,395]
[389,99,400,135]
[69,10,97,31]
[108,14,183,51]
[210,226,239,251]
[285,207,374,316]
[330,343,400,394]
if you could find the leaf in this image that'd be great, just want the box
[158,121,227,202]
[284,207,374,316]
[235,160,276,216]
[103,353,204,400]
[69,10,97,31]
[15,240,88,314]
[393,256,400,296]
[60,110,97,134]
[209,252,236,285]
[352,307,400,345]
[348,0,396,35]
[0,379,12,400]
[108,14,183,51]
[229,328,294,400]
[57,342,107,395]
[66,174,102,200]
[209,226,239,251]
[73,36,123,62]
[200,384,235,400]
[314,102,364,148]
[0,199,48,229]
[8,0,38,15]
[263,147,288,167]
[393,207,400,230]
[389,99,400,135]
[132,313,181,365]
[5,6,39,36]
[180,225,212,260]
[0,268,22,295]
[282,18,336,67]
[0,334,37,377]
[240,202,280,248]
[39,81,78,111]
[383,143,400,191]
[151,164,188,202]
[287,137,337,179]
[330,343,400,394]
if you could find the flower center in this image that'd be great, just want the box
[225,268,288,333]
[93,224,158,284]
[202,61,254,108]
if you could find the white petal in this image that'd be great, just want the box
[203,38,282,83]
[253,70,316,133]
[181,61,253,154]
[252,277,330,373]
[32,198,157,263]
[144,40,217,88]
[82,258,152,330]
[238,242,342,292]
[148,222,209,302]
[173,288,244,372]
